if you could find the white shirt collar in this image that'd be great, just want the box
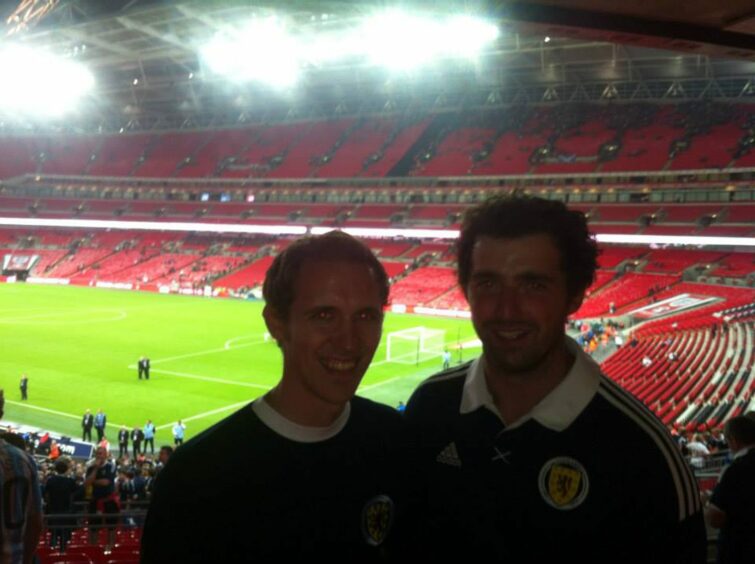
[252,397,351,443]
[460,336,601,432]
[733,445,752,460]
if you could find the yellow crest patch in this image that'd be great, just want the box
[538,457,589,510]
[361,495,394,547]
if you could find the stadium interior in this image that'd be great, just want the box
[0,0,752,561]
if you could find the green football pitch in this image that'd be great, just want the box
[0,284,480,445]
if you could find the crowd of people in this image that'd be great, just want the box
[1,421,174,554]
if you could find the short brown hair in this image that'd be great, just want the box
[262,231,389,319]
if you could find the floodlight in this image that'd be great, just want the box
[0,44,94,117]
[360,10,444,70]
[445,15,500,58]
[200,16,300,88]
[358,10,500,71]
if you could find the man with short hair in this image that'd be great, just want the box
[706,415,755,564]
[19,374,28,401]
[94,408,106,442]
[130,426,144,459]
[117,425,129,459]
[442,348,452,371]
[405,196,706,562]
[0,389,43,563]
[45,458,77,552]
[143,419,156,455]
[157,445,173,467]
[171,420,186,446]
[82,409,94,442]
[85,445,119,547]
[143,231,408,561]
[138,356,150,380]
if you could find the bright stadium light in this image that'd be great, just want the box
[200,16,300,88]
[446,15,500,58]
[357,10,500,70]
[0,44,94,117]
[360,10,446,70]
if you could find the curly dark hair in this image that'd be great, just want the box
[457,195,598,298]
[262,231,389,319]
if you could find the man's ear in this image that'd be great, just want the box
[263,305,286,345]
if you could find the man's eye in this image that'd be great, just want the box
[358,310,380,321]
[473,278,497,292]
[311,310,333,321]
[524,280,547,291]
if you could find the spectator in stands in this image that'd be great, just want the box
[687,433,711,469]
[85,445,119,548]
[157,445,173,468]
[642,355,653,367]
[404,195,706,562]
[142,231,410,561]
[0,389,42,563]
[98,434,110,454]
[706,415,755,564]
[45,458,78,553]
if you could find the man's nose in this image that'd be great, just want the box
[334,319,359,351]
[494,287,522,318]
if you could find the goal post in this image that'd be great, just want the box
[386,326,446,365]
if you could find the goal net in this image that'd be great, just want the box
[386,327,446,365]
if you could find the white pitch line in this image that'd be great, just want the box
[148,339,267,365]
[224,334,267,350]
[151,368,271,390]
[4,400,127,429]
[155,400,253,430]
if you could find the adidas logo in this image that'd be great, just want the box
[436,442,462,467]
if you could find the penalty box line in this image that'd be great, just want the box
[126,337,269,369]
[149,368,271,390]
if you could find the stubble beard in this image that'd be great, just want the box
[482,331,567,380]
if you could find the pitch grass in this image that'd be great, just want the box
[0,283,480,446]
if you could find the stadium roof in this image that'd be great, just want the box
[1,0,754,132]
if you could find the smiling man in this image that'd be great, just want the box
[142,231,406,562]
[404,196,706,563]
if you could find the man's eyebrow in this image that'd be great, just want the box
[516,272,555,282]
[470,270,497,278]
[357,306,383,315]
[470,270,554,281]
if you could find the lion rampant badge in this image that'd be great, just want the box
[538,457,589,510]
